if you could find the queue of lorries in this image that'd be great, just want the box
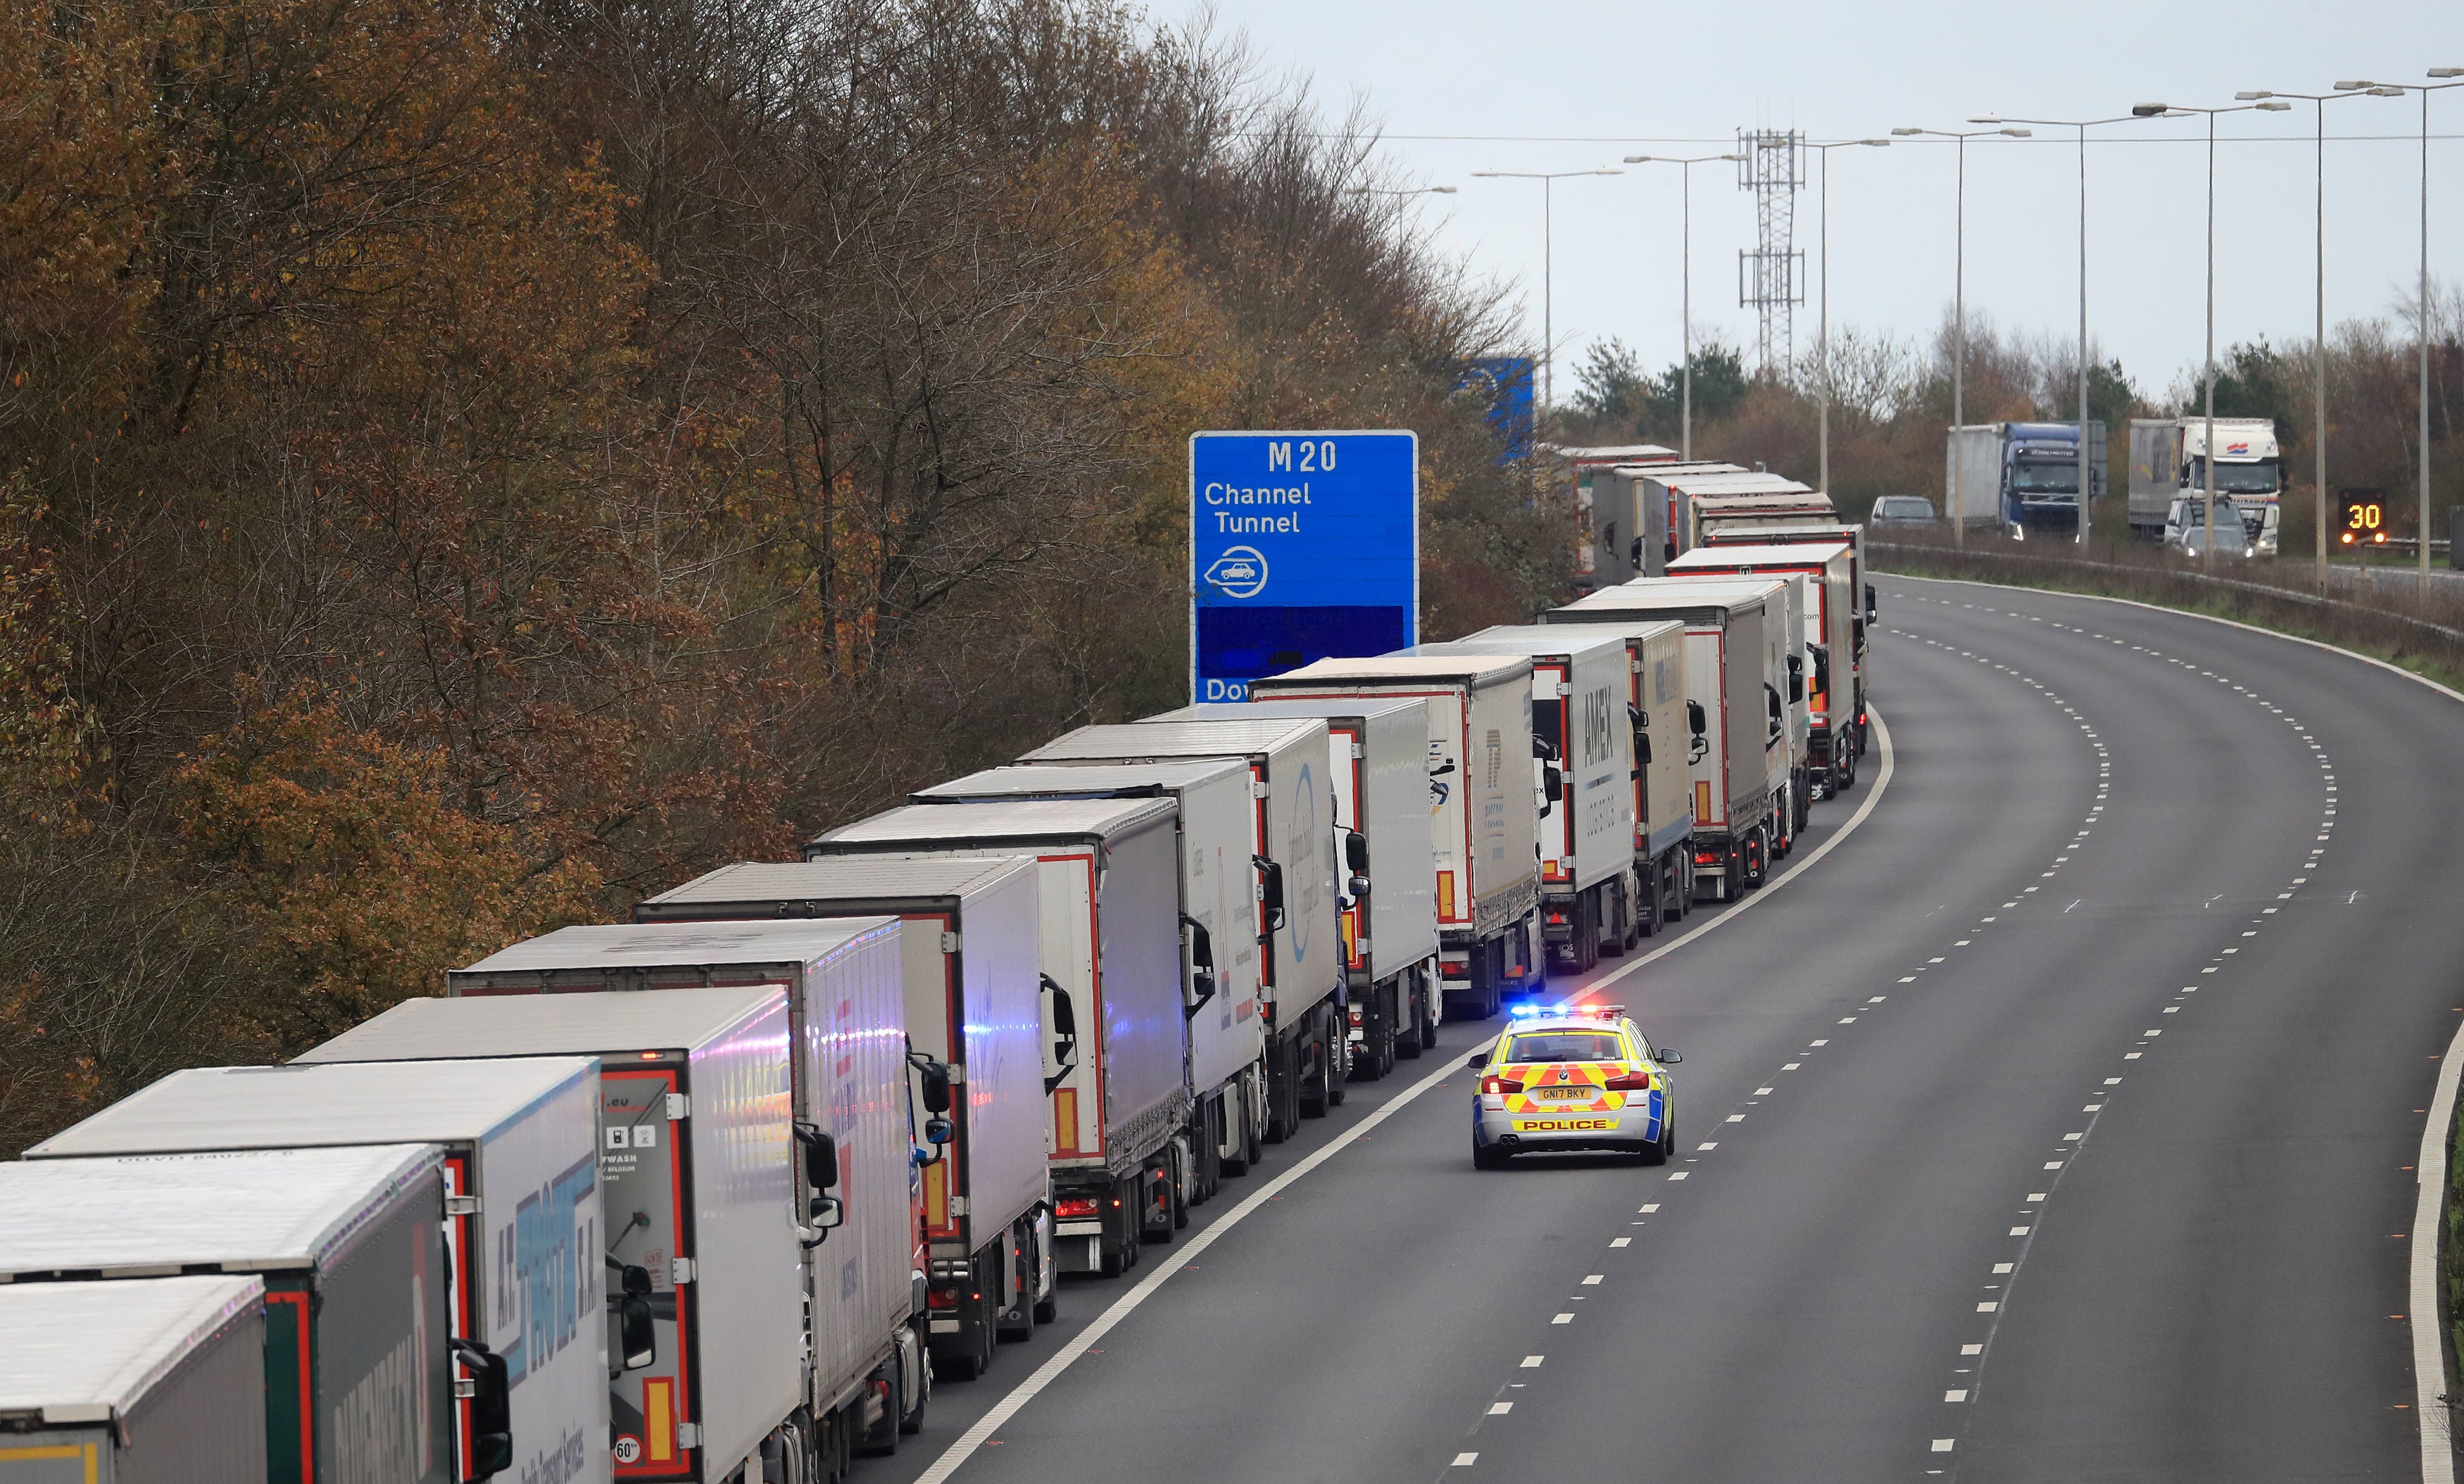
[0,479,1874,1484]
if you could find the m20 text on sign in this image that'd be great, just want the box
[1190,430,1418,702]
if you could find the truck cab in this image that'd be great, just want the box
[2130,417,2282,553]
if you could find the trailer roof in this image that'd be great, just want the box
[918,760,1247,802]
[1543,442,1680,463]
[28,1057,597,1159]
[1551,578,1783,622]
[1422,627,1630,662]
[0,1145,441,1280]
[640,855,1034,914]
[1669,542,1852,568]
[1143,698,1428,726]
[812,796,1177,850]
[304,984,784,1063]
[1021,719,1325,762]
[455,919,892,975]
[0,1275,264,1422]
[1256,653,1529,684]
[1702,521,1860,543]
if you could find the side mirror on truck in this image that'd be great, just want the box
[1041,974,1081,1095]
[1180,914,1218,1015]
[1253,856,1288,936]
[1345,830,1370,874]
[450,1338,514,1479]
[1686,700,1706,738]
[1865,584,1878,626]
[1540,767,1564,806]
[1811,645,1830,695]
[1787,653,1805,703]
[797,1123,839,1188]
[615,1263,657,1371]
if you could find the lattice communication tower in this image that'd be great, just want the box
[1737,130,1806,377]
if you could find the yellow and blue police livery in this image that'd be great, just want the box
[1467,1003,1680,1169]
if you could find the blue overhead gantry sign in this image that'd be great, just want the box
[1190,430,1418,701]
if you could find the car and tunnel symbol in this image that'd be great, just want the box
[1204,546,1269,599]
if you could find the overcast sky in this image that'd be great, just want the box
[1184,0,2464,412]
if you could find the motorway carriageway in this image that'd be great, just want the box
[874,576,2464,1484]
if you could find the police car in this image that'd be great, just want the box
[1467,1004,1679,1169]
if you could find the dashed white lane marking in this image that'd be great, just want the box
[1610,1238,1631,1248]
[1550,1314,1573,1324]
[1453,1452,1479,1466]
[1488,1402,1513,1415]
[1519,1355,1544,1368]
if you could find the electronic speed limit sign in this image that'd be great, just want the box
[2338,489,2390,547]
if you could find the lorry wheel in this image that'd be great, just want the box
[855,1365,901,1457]
[1033,1294,1058,1325]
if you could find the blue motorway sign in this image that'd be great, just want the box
[1190,430,1417,701]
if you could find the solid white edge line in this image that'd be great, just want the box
[912,712,1899,1483]
[1585,707,1897,996]
[1887,572,2463,1479]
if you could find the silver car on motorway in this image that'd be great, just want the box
[1468,1006,1679,1168]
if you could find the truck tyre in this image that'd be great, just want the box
[1299,1030,1330,1119]
[1742,826,1768,888]
[1171,1145,1190,1229]
[1033,1293,1059,1325]
[855,1363,901,1457]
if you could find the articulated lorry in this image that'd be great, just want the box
[1412,629,1635,971]
[627,859,1057,1365]
[30,1058,608,1484]
[1550,579,1791,901]
[303,970,923,1476]
[1554,444,1681,589]
[807,800,1196,1279]
[1671,541,1863,795]
[1249,655,1543,1018]
[0,1145,451,1484]
[0,1276,270,1484]
[1946,422,2108,537]
[1583,460,1740,586]
[908,760,1269,1157]
[2129,417,2282,553]
[1143,699,1441,1080]
[1017,720,1345,1143]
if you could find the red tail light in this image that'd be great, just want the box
[1055,1197,1100,1220]
[1602,1071,1653,1091]
[926,1289,958,1309]
[1693,850,1718,865]
[1481,1076,1525,1095]
[1440,960,1470,979]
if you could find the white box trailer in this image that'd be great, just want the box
[1652,472,1818,553]
[908,760,1264,1176]
[1017,721,1347,1144]
[1250,655,1542,1019]
[807,800,1191,1279]
[30,1059,607,1484]
[622,862,1050,1364]
[0,1145,451,1484]
[1549,578,1790,902]
[298,983,857,1476]
[1140,698,1442,1079]
[1642,572,1809,853]
[1702,520,1875,750]
[0,1276,268,1484]
[1687,490,1834,551]
[1585,462,1737,584]
[1414,629,1635,974]
[1671,541,1863,796]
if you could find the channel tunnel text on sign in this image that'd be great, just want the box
[1190,430,1417,703]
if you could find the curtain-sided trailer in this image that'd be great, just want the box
[1016,720,1347,1142]
[1550,579,1791,903]
[299,979,898,1479]
[1248,655,1543,1019]
[1411,629,1636,973]
[806,800,1195,1281]
[907,760,1268,1171]
[0,1276,269,1484]
[29,1059,607,1484]
[0,1145,451,1484]
[1142,698,1442,1081]
[626,859,1055,1371]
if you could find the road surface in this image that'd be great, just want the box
[867,575,2464,1483]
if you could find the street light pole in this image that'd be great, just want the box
[1624,153,1744,460]
[1973,114,2138,548]
[1805,139,1890,496]
[2241,88,2375,587]
[2132,100,2285,565]
[1470,168,1623,417]
[1893,125,2032,547]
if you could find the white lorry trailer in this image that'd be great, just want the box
[301,979,901,1477]
[29,1058,607,1484]
[1583,461,1739,586]
[807,800,1194,1279]
[1549,578,1790,902]
[1249,655,1542,1018]
[0,1276,269,1484]
[1411,629,1635,971]
[908,759,1266,1162]
[1141,698,1442,1078]
[1016,721,1346,1143]
[2129,417,2283,552]
[1671,541,1863,796]
[0,1145,452,1484]
[1685,489,1835,552]
[624,859,1057,1363]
